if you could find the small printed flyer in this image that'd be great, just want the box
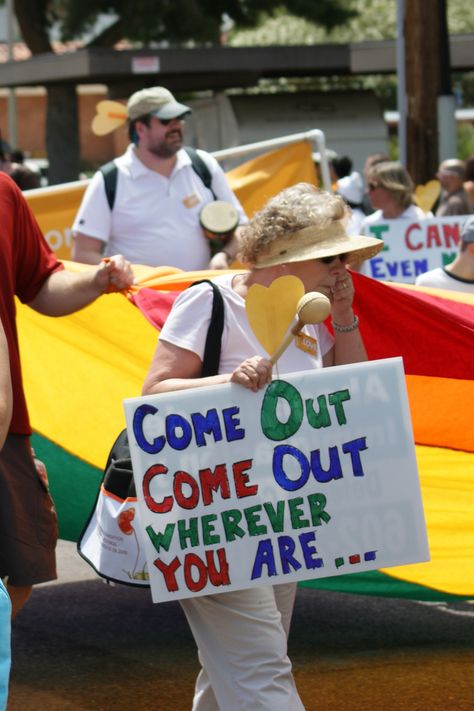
[124,357,429,603]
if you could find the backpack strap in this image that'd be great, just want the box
[188,279,224,377]
[99,148,216,210]
[185,146,217,200]
[100,160,118,210]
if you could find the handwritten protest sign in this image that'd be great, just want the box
[362,216,465,283]
[124,357,429,604]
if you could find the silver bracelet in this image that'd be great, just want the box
[332,315,359,333]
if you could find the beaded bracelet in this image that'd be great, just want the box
[332,315,359,333]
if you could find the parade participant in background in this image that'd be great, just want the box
[361,161,428,231]
[435,159,473,216]
[142,183,383,711]
[361,152,390,215]
[462,155,474,206]
[72,86,247,271]
[415,215,474,292]
[336,169,365,235]
[0,173,133,618]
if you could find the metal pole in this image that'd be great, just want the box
[396,0,407,165]
[6,0,18,150]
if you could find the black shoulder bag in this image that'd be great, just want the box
[77,280,224,586]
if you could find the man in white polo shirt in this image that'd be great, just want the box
[72,86,247,270]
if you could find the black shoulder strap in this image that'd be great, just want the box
[188,279,224,377]
[185,146,217,200]
[100,160,118,210]
[100,149,215,211]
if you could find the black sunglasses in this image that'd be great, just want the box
[319,253,348,265]
[156,113,189,126]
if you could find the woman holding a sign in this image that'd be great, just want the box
[142,183,383,711]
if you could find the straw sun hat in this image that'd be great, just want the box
[254,222,384,268]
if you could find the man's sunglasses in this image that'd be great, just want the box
[156,114,188,126]
[319,253,348,265]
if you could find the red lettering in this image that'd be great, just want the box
[184,553,208,592]
[174,470,200,509]
[154,556,181,591]
[427,225,442,248]
[233,459,258,498]
[442,223,460,248]
[199,463,231,505]
[206,548,230,587]
[405,223,422,250]
[143,463,172,513]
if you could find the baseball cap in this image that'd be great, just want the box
[461,215,474,243]
[127,86,191,121]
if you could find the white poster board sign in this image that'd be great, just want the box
[124,357,429,604]
[363,216,464,283]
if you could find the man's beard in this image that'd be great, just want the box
[149,130,183,158]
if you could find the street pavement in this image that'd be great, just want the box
[7,541,474,711]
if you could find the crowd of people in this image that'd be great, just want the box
[1,82,473,709]
[319,149,474,291]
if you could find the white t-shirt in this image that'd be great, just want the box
[415,267,474,293]
[159,273,334,376]
[361,204,429,233]
[72,145,247,270]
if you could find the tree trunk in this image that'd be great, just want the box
[405,0,450,184]
[46,84,80,185]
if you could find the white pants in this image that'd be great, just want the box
[180,582,305,711]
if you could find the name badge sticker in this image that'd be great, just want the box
[182,193,201,209]
[295,332,318,357]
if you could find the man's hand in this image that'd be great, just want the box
[95,255,135,292]
[209,250,232,270]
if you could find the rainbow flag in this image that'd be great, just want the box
[19,142,474,601]
[17,265,474,602]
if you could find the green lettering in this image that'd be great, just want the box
[221,509,246,542]
[244,505,267,536]
[261,379,303,441]
[146,522,175,553]
[305,394,331,429]
[308,493,331,526]
[263,500,286,532]
[288,497,310,529]
[201,514,220,546]
[177,517,199,549]
[328,389,351,425]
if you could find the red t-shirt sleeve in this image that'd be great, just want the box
[9,177,63,302]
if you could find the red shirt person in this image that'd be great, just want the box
[0,173,133,618]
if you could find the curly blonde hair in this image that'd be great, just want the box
[367,161,415,209]
[239,183,350,266]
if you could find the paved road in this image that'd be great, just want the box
[7,542,474,711]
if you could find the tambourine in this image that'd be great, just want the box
[199,200,239,254]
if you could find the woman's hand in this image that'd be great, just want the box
[330,270,355,324]
[230,355,273,392]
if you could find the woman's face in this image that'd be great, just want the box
[367,177,393,211]
[286,254,349,299]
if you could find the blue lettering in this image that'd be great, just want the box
[133,404,165,454]
[191,409,222,447]
[342,437,368,476]
[222,406,245,442]
[273,444,310,491]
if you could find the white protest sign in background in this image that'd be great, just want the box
[363,216,465,283]
[124,357,429,604]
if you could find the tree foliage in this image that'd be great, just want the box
[16,0,357,47]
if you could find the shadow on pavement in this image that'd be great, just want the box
[8,579,474,710]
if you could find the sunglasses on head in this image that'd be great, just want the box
[319,253,348,265]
